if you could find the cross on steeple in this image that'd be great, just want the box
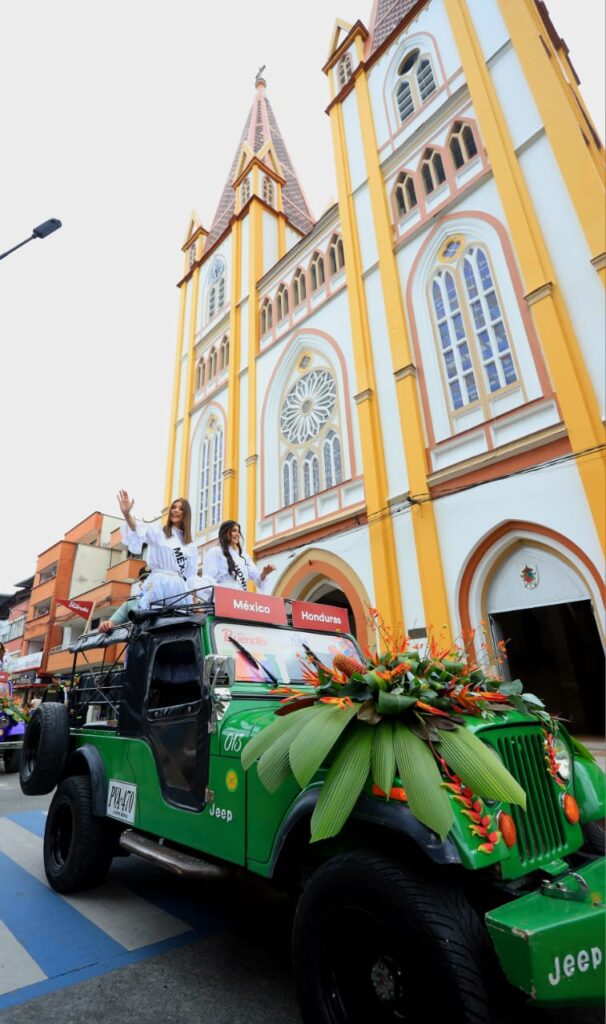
[255,64,266,85]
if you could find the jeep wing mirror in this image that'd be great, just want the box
[204,655,235,731]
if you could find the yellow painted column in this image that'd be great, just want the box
[178,265,200,497]
[498,0,606,281]
[445,0,605,552]
[277,213,286,260]
[245,199,264,552]
[223,219,243,518]
[353,73,453,643]
[164,282,188,507]
[330,103,404,630]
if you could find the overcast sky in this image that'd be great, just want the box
[1,0,604,594]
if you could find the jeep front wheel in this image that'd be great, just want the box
[293,850,496,1024]
[44,775,114,892]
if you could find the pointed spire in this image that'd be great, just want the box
[206,77,314,250]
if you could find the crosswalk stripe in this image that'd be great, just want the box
[0,817,192,951]
[0,921,47,996]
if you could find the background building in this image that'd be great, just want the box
[165,0,605,738]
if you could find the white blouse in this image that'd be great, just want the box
[203,545,267,593]
[121,521,199,592]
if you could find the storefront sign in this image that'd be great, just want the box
[214,586,287,625]
[291,601,349,632]
[9,651,43,673]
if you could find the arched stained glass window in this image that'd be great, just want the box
[323,430,342,488]
[463,247,517,393]
[429,242,519,416]
[198,420,223,531]
[283,452,298,506]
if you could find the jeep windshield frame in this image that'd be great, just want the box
[208,618,362,687]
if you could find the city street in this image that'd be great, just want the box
[0,771,301,1024]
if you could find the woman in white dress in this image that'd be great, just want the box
[203,521,275,593]
[118,490,200,610]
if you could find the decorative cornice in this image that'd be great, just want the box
[222,469,236,480]
[245,455,258,467]
[524,282,553,306]
[394,363,417,382]
[427,423,567,487]
[590,251,606,272]
[354,388,373,404]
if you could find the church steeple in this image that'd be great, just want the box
[206,73,314,250]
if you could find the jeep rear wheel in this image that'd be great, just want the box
[44,775,114,892]
[293,850,496,1024]
[20,704,69,795]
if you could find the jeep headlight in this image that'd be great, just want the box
[0,715,8,729]
[553,737,571,782]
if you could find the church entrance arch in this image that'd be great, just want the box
[274,550,371,643]
[460,523,605,739]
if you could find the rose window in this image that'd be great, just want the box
[280,370,337,444]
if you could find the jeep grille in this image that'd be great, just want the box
[492,728,567,866]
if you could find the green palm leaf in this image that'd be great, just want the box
[257,713,311,792]
[241,705,320,771]
[371,719,395,795]
[289,703,358,788]
[310,723,373,842]
[438,727,526,809]
[393,721,454,840]
[377,691,418,715]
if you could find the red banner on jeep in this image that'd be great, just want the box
[290,601,349,632]
[214,586,287,625]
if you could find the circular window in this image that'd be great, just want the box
[280,369,337,444]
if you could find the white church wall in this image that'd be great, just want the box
[181,284,192,358]
[518,135,606,418]
[363,267,410,495]
[263,212,279,276]
[171,422,182,500]
[489,44,543,151]
[239,297,249,374]
[342,90,367,193]
[391,508,426,632]
[240,216,249,303]
[466,0,510,63]
[367,0,464,154]
[434,458,603,634]
[286,226,301,252]
[353,183,378,272]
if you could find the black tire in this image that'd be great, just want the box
[582,821,605,855]
[19,704,69,795]
[293,850,496,1024]
[44,775,114,892]
[3,749,21,773]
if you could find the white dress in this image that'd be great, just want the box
[121,521,200,610]
[202,546,268,593]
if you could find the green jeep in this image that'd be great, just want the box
[18,588,605,1023]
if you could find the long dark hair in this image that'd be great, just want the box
[218,520,243,581]
[163,498,193,544]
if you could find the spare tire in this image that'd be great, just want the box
[20,704,70,795]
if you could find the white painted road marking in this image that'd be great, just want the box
[0,920,47,995]
[0,818,192,950]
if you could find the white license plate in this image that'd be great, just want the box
[106,779,137,824]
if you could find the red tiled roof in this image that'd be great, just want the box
[206,86,314,250]
[368,0,422,55]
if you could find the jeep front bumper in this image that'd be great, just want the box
[486,859,605,1007]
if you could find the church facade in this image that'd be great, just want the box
[165,0,605,736]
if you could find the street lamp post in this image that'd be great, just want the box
[0,219,62,262]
